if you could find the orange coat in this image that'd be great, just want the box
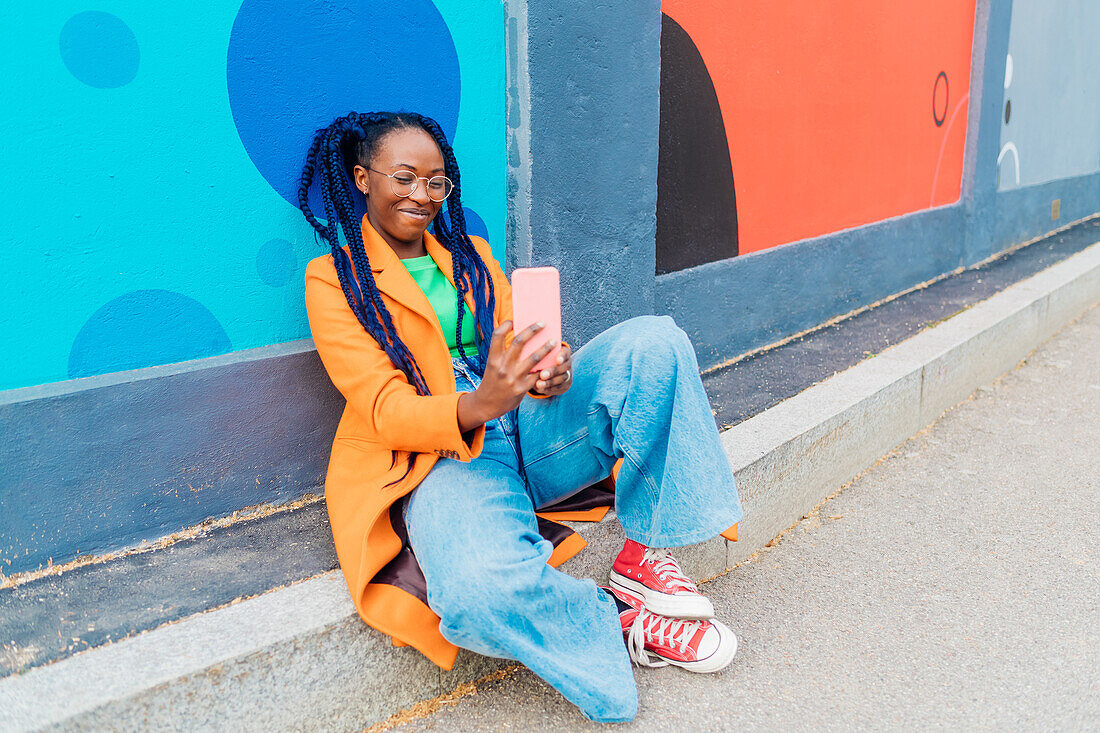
[304,216,614,668]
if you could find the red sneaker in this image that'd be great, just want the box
[608,539,714,619]
[606,585,737,673]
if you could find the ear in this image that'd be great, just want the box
[352,164,369,196]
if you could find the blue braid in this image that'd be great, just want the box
[298,111,497,484]
[403,112,497,375]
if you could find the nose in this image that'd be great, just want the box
[407,180,432,205]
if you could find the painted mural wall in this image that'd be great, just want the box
[997,0,1100,191]
[656,0,976,274]
[0,1,505,392]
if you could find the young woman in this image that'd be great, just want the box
[299,111,743,722]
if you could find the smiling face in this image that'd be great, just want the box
[353,126,445,258]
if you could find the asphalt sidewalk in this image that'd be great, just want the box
[393,302,1100,732]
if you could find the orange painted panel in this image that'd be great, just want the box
[662,0,976,254]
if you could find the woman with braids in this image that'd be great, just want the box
[299,111,743,722]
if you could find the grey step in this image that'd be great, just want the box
[1,243,1097,733]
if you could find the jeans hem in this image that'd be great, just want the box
[621,506,744,549]
[581,712,638,724]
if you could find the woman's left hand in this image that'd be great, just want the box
[532,343,573,397]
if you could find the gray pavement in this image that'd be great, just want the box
[394,303,1100,732]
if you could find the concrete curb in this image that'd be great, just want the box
[2,243,1097,733]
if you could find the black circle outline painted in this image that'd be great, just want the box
[933,71,948,127]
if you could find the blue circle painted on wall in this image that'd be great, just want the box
[69,290,232,378]
[59,11,140,89]
[461,207,489,243]
[227,0,461,214]
[256,238,298,287]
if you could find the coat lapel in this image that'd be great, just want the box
[354,215,485,392]
[359,214,479,328]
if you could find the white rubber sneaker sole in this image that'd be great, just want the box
[608,571,715,619]
[663,619,738,674]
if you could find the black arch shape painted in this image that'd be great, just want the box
[656,12,738,275]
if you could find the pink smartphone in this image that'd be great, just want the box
[511,266,562,373]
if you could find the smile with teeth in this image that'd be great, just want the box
[400,208,430,220]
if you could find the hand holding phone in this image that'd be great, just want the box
[511,266,562,372]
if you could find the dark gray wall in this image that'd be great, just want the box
[511,0,662,346]
[658,207,968,368]
[963,0,1014,266]
[1,345,341,575]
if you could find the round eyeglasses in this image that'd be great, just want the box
[367,167,453,202]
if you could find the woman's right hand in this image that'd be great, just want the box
[457,320,557,432]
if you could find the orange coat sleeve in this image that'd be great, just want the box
[304,256,485,461]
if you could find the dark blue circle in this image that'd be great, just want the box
[227,0,461,212]
[69,290,231,378]
[59,11,140,89]
[462,207,489,243]
[256,238,297,287]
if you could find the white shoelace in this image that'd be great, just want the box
[642,547,701,593]
[625,609,704,667]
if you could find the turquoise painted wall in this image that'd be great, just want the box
[997,0,1100,190]
[0,1,506,391]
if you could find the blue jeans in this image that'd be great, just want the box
[404,315,743,722]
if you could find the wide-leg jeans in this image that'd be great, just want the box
[403,315,743,722]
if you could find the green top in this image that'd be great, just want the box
[400,254,478,359]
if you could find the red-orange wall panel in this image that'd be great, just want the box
[662,0,976,254]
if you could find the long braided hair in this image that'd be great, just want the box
[298,112,496,481]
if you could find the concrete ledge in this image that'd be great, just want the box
[2,243,1096,733]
